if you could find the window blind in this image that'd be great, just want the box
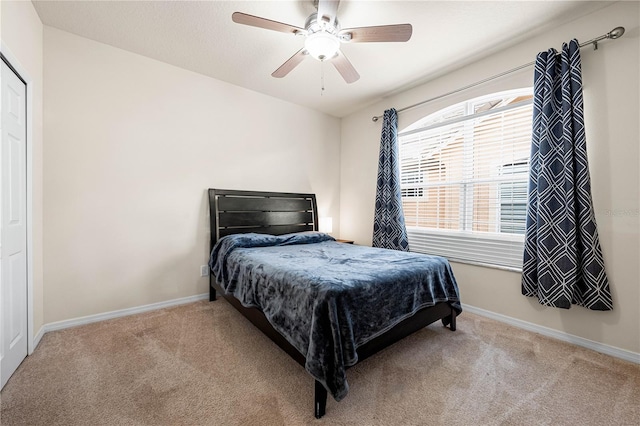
[398,89,533,270]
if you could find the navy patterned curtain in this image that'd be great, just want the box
[522,39,612,310]
[373,108,409,251]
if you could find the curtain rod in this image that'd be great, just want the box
[371,26,625,122]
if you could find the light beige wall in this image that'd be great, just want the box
[43,27,341,323]
[1,1,45,337]
[340,2,639,354]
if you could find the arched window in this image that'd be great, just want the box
[398,88,533,269]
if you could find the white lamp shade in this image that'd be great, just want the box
[305,32,340,60]
[319,217,333,234]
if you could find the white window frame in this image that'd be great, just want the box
[399,88,533,271]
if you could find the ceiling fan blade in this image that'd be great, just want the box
[232,12,304,35]
[272,48,309,78]
[340,24,413,43]
[317,0,340,26]
[331,50,360,84]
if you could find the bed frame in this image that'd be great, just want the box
[208,188,456,418]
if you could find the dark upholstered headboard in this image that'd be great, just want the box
[208,189,319,250]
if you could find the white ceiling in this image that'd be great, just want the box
[32,1,612,117]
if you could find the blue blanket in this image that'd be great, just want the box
[209,232,461,401]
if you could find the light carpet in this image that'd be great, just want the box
[1,299,638,425]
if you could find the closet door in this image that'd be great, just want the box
[0,58,28,390]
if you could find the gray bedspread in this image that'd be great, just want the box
[209,232,461,401]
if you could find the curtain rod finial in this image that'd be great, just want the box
[609,27,625,40]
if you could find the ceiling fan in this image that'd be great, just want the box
[232,0,412,84]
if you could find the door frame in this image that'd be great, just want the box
[0,43,35,356]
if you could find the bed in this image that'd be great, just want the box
[207,188,461,418]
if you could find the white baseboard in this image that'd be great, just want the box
[462,304,640,365]
[42,293,209,334]
[31,326,45,354]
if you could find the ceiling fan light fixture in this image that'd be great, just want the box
[305,32,340,61]
[232,2,412,83]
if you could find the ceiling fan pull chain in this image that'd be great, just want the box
[321,61,325,96]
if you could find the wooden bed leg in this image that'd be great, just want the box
[449,309,457,331]
[314,380,327,419]
[209,285,216,302]
[442,308,457,331]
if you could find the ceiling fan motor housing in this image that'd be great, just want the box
[305,13,340,34]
